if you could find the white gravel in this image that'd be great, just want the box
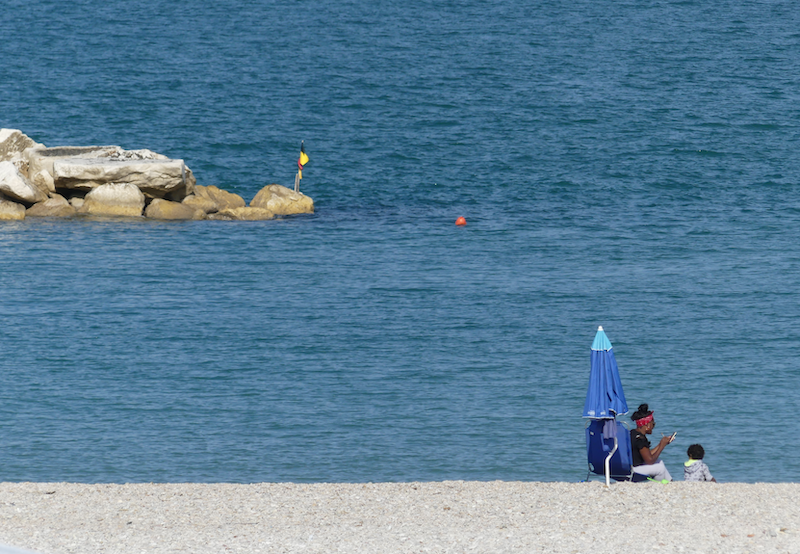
[0,481,798,553]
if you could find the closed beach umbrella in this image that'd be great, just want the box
[583,326,628,419]
[583,326,631,486]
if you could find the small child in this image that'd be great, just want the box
[684,444,716,482]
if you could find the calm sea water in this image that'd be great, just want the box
[1,0,800,483]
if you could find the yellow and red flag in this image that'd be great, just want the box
[297,141,309,179]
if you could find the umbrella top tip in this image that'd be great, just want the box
[598,325,604,331]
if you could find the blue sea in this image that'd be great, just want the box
[1,0,800,484]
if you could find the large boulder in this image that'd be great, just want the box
[26,194,77,218]
[193,185,245,212]
[78,183,145,217]
[250,184,314,215]
[0,197,26,220]
[144,198,205,220]
[0,161,48,204]
[25,146,119,196]
[26,145,120,180]
[181,194,218,214]
[207,207,275,221]
[31,167,56,194]
[52,157,192,199]
[0,129,42,163]
[24,145,195,201]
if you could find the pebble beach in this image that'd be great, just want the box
[1,481,798,554]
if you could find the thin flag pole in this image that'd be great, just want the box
[295,141,309,193]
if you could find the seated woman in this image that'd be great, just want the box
[630,404,674,481]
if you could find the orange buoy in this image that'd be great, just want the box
[455,216,467,226]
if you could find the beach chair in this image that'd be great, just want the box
[585,419,648,484]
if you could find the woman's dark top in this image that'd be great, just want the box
[630,429,651,467]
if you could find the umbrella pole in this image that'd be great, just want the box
[605,436,618,487]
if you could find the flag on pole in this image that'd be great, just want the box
[297,141,309,179]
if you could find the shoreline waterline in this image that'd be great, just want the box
[1,481,797,553]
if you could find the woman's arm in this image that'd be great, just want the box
[639,435,672,465]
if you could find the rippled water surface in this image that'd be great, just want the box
[1,0,800,483]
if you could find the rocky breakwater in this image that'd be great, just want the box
[0,129,314,221]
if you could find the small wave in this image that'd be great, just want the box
[671,148,726,157]
[740,123,784,131]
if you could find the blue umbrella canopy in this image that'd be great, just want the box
[583,326,628,419]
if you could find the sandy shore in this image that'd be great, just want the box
[0,481,798,553]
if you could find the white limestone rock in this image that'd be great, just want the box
[24,145,195,201]
[0,129,43,163]
[26,145,120,181]
[0,161,48,204]
[53,157,191,199]
[31,167,56,193]
[78,183,145,217]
